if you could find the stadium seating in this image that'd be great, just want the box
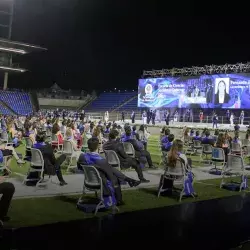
[0,102,13,115]
[0,91,33,115]
[85,92,136,111]
[118,96,138,111]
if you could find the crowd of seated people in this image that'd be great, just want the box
[0,111,248,222]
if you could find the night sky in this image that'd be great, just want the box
[4,0,250,92]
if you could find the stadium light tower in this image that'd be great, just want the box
[0,0,14,89]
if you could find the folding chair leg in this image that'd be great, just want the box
[94,201,104,216]
[157,185,163,198]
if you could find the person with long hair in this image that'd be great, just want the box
[214,80,230,104]
[168,139,190,169]
[216,133,229,160]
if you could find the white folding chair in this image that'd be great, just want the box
[0,155,12,174]
[211,147,225,174]
[123,142,135,158]
[77,165,118,215]
[23,148,50,188]
[242,139,250,148]
[220,154,246,192]
[231,142,242,156]
[51,134,63,153]
[202,144,213,164]
[185,136,194,155]
[192,140,203,159]
[62,140,77,171]
[0,131,13,146]
[104,150,121,170]
[158,158,195,202]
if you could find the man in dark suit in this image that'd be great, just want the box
[0,179,15,223]
[131,111,135,124]
[77,137,141,205]
[103,130,149,183]
[122,126,156,169]
[33,133,67,186]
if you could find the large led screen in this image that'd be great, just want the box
[138,74,250,109]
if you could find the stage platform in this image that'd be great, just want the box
[118,120,248,131]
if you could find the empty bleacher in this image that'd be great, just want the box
[118,96,138,111]
[85,92,136,112]
[0,101,13,115]
[0,91,33,115]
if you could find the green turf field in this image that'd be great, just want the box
[7,178,243,228]
[4,135,249,228]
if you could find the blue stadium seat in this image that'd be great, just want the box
[0,91,33,115]
[85,92,136,111]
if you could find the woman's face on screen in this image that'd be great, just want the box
[218,81,225,93]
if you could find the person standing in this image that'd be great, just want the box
[240,111,244,125]
[151,111,156,125]
[226,110,230,123]
[230,113,234,127]
[131,110,135,124]
[121,111,125,122]
[164,110,170,125]
[104,111,109,123]
[199,110,204,123]
[213,113,218,128]
[174,110,178,122]
[146,110,151,124]
[142,111,147,125]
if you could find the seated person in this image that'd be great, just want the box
[201,131,214,146]
[215,133,229,160]
[132,126,139,140]
[193,131,201,141]
[168,139,192,170]
[232,131,241,147]
[103,130,149,183]
[33,133,67,186]
[0,178,15,223]
[161,128,170,144]
[65,128,82,160]
[162,134,174,152]
[189,129,195,137]
[52,123,64,145]
[77,137,141,205]
[0,142,25,165]
[60,121,67,135]
[213,129,219,142]
[138,125,150,150]
[234,123,240,132]
[122,126,156,169]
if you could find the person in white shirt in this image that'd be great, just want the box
[230,113,234,126]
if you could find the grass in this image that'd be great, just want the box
[3,135,248,228]
[6,178,244,228]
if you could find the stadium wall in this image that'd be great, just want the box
[38,98,87,108]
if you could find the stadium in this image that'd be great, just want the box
[1,1,250,249]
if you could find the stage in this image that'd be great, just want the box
[119,120,248,131]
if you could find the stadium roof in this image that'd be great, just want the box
[0,38,47,55]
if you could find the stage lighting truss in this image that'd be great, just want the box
[142,63,250,78]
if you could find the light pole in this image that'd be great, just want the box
[3,0,14,90]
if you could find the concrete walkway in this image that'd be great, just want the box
[6,166,248,199]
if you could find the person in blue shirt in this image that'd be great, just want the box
[161,128,170,145]
[201,130,214,146]
[193,131,201,141]
[162,134,174,152]
[234,123,240,132]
